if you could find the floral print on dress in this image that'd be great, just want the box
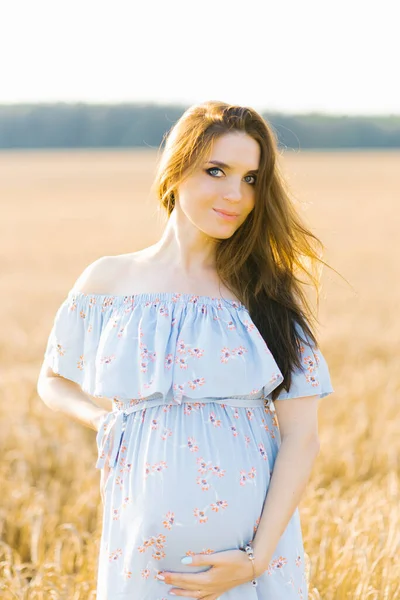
[43,290,334,599]
[44,291,332,407]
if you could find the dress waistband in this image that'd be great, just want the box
[95,395,272,471]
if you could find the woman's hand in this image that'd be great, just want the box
[156,548,259,599]
[92,409,109,432]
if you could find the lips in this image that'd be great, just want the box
[213,208,239,216]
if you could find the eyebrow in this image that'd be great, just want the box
[207,160,259,174]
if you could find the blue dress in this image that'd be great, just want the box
[43,290,334,599]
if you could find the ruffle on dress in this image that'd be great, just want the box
[43,290,334,406]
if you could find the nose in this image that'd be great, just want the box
[223,180,243,202]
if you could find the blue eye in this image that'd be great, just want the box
[206,167,223,177]
[205,168,257,185]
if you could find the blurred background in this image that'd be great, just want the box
[0,0,399,598]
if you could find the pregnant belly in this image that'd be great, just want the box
[98,400,279,577]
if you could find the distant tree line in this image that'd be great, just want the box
[0,102,399,150]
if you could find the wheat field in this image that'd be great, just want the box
[0,149,398,599]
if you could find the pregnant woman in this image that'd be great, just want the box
[37,100,334,599]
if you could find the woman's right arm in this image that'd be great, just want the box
[37,374,109,432]
[37,255,115,432]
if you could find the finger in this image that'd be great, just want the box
[162,571,212,590]
[169,588,202,598]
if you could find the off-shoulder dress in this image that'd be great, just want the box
[43,290,334,599]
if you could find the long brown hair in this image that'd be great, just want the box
[151,100,338,401]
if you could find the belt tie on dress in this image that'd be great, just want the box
[94,395,271,471]
[95,397,172,470]
[95,409,129,470]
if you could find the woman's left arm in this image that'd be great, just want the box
[252,394,321,575]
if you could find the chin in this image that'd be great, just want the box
[207,229,237,240]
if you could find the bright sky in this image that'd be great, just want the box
[2,0,398,115]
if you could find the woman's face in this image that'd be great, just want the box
[175,131,260,240]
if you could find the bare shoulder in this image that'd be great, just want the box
[70,255,122,295]
[68,248,242,301]
[70,250,151,295]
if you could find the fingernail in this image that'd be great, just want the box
[156,574,165,580]
[181,556,192,564]
[169,592,176,596]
